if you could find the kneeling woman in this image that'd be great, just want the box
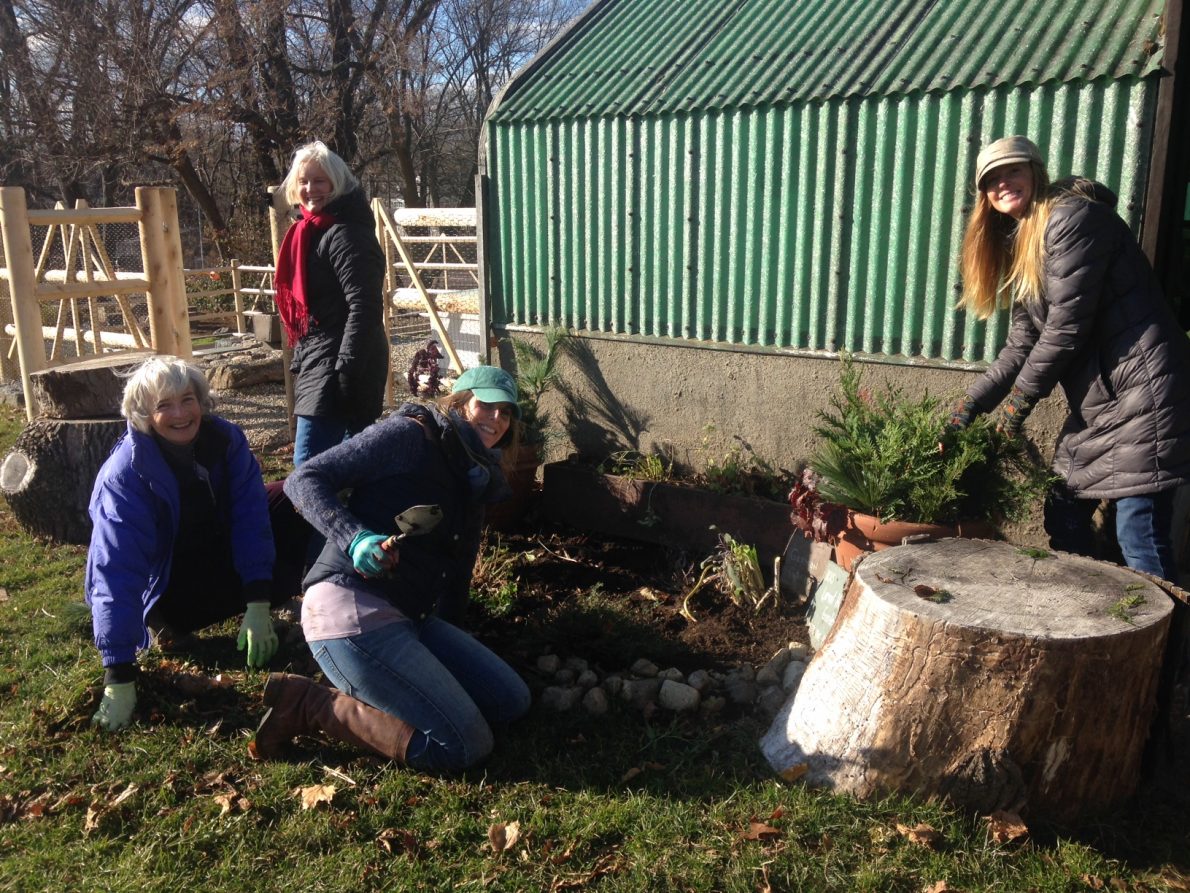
[87,357,310,731]
[256,366,530,770]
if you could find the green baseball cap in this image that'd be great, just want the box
[453,365,521,417]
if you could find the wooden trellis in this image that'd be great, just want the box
[0,186,190,420]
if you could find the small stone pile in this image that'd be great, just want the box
[534,643,812,719]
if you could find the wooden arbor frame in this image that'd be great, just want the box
[0,186,191,420]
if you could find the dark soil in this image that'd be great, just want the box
[471,519,809,677]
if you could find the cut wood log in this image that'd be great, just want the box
[29,352,153,419]
[0,417,126,544]
[760,538,1174,823]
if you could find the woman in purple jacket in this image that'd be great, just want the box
[86,357,309,731]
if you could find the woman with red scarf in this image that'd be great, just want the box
[276,141,387,466]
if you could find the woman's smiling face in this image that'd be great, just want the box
[464,396,512,448]
[150,387,202,446]
[982,162,1034,219]
[297,161,333,213]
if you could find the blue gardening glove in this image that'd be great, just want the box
[91,681,136,731]
[994,385,1037,439]
[237,601,278,668]
[349,530,397,578]
[946,394,981,431]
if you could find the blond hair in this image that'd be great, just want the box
[958,159,1051,319]
[280,140,359,208]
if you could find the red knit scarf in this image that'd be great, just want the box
[274,207,337,343]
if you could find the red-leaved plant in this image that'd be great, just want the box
[788,467,848,545]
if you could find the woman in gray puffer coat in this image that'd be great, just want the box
[949,135,1190,583]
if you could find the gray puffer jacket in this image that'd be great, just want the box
[967,179,1190,499]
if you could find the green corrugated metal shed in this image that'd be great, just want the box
[481,0,1177,363]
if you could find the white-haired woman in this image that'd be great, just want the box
[86,357,310,731]
[276,140,387,465]
[949,135,1190,583]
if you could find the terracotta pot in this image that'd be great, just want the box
[833,511,995,572]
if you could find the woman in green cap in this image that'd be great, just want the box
[948,135,1190,583]
[252,365,530,770]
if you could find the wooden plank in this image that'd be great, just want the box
[26,207,140,226]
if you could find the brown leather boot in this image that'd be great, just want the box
[251,673,416,762]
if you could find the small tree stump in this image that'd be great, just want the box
[0,418,126,543]
[761,538,1174,822]
[28,352,152,419]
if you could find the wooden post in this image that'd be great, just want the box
[136,187,178,357]
[158,188,192,359]
[268,186,296,439]
[230,259,245,333]
[761,538,1175,823]
[0,187,46,420]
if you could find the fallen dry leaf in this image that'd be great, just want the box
[82,805,103,834]
[488,820,521,853]
[779,763,809,783]
[296,784,336,810]
[896,822,943,849]
[740,818,782,842]
[0,587,8,602]
[620,766,642,783]
[213,793,250,816]
[768,806,785,821]
[109,783,138,808]
[1081,875,1105,890]
[984,809,1028,844]
[922,882,953,893]
[377,827,419,857]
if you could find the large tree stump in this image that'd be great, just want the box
[28,352,152,419]
[0,418,126,543]
[761,538,1174,823]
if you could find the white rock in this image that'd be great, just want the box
[687,669,712,692]
[658,667,684,682]
[576,670,599,689]
[658,680,700,712]
[536,654,561,674]
[758,685,787,715]
[787,643,811,662]
[630,658,659,678]
[540,686,582,711]
[755,666,781,687]
[582,687,609,715]
[602,675,624,697]
[765,645,791,673]
[563,656,589,674]
[620,677,662,706]
[727,664,755,683]
[782,660,807,692]
[727,680,757,706]
[553,668,576,685]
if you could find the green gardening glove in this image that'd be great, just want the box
[237,601,278,668]
[91,681,136,731]
[349,530,397,578]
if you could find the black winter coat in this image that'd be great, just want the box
[290,188,388,425]
[967,180,1190,499]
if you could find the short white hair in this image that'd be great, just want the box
[280,140,359,207]
[121,357,213,434]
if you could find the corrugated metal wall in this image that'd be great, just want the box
[486,76,1158,362]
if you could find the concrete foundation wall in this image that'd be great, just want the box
[499,330,1079,551]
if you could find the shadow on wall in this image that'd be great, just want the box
[559,338,652,460]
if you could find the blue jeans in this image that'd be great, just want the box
[293,414,367,467]
[1045,485,1179,584]
[309,618,531,772]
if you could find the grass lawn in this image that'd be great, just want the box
[0,403,1187,892]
